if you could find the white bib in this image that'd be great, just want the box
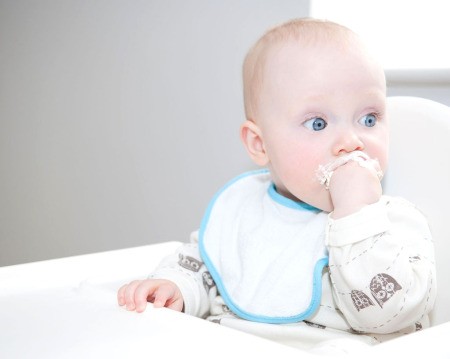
[199,170,329,324]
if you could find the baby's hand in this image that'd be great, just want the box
[328,158,382,219]
[117,279,184,313]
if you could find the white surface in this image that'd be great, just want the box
[384,96,450,326]
[1,241,449,358]
[0,242,305,358]
[311,0,450,69]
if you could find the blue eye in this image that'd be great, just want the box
[304,117,327,131]
[359,113,377,127]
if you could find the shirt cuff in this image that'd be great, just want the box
[326,200,390,247]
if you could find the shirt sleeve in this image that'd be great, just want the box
[325,196,436,334]
[149,231,214,318]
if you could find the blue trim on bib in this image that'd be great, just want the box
[268,183,319,212]
[201,254,329,324]
[198,170,329,324]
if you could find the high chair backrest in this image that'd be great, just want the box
[383,96,450,326]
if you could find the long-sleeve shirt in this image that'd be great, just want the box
[149,172,436,352]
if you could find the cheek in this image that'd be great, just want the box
[366,129,389,172]
[379,152,389,173]
[264,131,326,190]
[276,142,313,171]
[381,135,390,171]
[280,151,323,189]
[376,141,390,173]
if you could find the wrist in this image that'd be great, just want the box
[326,199,390,247]
[331,197,380,219]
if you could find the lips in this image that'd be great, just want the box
[316,151,382,189]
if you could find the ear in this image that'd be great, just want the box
[240,120,269,166]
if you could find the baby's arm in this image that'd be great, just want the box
[325,158,436,333]
[117,279,183,313]
[117,232,213,318]
[326,198,436,333]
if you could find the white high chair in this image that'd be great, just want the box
[383,96,450,326]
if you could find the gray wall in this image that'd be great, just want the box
[387,85,450,106]
[1,1,449,267]
[386,69,450,106]
[0,0,310,266]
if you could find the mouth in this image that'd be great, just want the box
[316,151,382,189]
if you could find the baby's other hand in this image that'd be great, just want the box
[117,279,184,313]
[328,159,382,219]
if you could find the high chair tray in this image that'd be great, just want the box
[0,241,448,358]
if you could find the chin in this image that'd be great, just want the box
[321,204,334,213]
[307,195,333,213]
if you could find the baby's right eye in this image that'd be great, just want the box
[304,117,327,131]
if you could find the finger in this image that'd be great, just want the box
[133,281,160,313]
[165,297,184,312]
[117,284,128,306]
[123,280,143,311]
[368,159,384,180]
[152,284,174,308]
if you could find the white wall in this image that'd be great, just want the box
[0,0,310,266]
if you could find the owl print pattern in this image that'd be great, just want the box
[351,273,403,311]
[351,290,375,311]
[202,271,215,292]
[370,273,402,308]
[178,254,203,272]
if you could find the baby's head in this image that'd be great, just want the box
[240,18,388,211]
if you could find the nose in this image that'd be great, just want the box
[332,129,364,155]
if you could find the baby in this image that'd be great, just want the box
[118,18,436,351]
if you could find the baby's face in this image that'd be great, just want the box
[257,39,388,212]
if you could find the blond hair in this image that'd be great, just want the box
[242,18,359,121]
